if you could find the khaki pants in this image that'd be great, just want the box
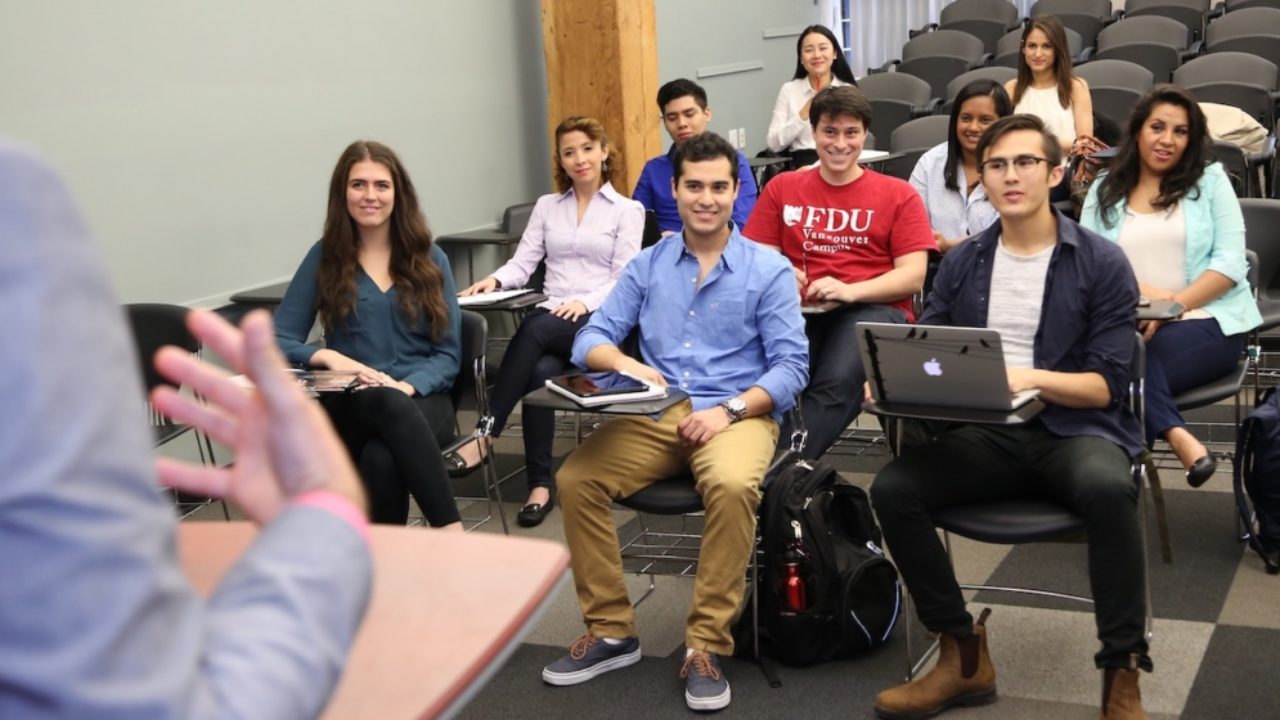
[556,400,778,655]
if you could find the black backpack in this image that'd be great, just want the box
[1234,386,1280,574]
[736,458,903,669]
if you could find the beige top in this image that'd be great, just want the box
[1015,85,1077,150]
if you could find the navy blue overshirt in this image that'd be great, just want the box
[920,209,1143,457]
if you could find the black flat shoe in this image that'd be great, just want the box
[443,437,489,479]
[1186,454,1218,488]
[517,492,555,528]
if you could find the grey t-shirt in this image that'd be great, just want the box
[988,236,1053,368]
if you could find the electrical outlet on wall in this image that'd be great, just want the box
[728,128,739,147]
[738,127,746,149]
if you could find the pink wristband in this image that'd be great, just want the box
[293,490,372,546]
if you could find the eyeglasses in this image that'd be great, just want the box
[979,155,1049,176]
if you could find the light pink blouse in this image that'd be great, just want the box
[490,182,644,311]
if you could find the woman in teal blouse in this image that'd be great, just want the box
[276,141,462,527]
[1080,85,1261,487]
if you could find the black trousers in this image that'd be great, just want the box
[779,303,906,459]
[487,308,587,490]
[320,388,460,527]
[870,421,1152,671]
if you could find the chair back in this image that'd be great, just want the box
[901,29,987,62]
[859,71,935,106]
[1239,199,1280,329]
[641,209,661,249]
[1032,0,1114,20]
[1190,82,1278,130]
[889,115,951,152]
[899,56,980,99]
[941,0,1020,26]
[1098,15,1191,49]
[1174,51,1279,89]
[450,310,488,412]
[1074,58,1157,92]
[1226,0,1280,10]
[1206,6,1280,43]
[945,66,1017,100]
[502,202,536,236]
[1124,0,1210,40]
[125,303,196,393]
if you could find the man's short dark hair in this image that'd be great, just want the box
[809,85,873,131]
[672,132,740,186]
[657,78,708,112]
[976,113,1063,168]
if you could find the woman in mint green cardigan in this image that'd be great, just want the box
[1080,85,1261,488]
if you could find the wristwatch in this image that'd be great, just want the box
[718,397,747,423]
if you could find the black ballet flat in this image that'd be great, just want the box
[1186,454,1218,489]
[517,492,555,528]
[443,437,489,479]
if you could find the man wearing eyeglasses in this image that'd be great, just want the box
[869,114,1152,720]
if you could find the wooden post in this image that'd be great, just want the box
[541,0,660,196]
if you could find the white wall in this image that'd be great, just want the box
[0,2,551,306]
[654,0,824,157]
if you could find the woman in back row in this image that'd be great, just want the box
[1080,85,1261,487]
[455,116,643,527]
[766,24,858,167]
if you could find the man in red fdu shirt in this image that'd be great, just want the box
[744,85,935,458]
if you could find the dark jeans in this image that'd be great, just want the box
[780,303,907,459]
[488,308,588,490]
[1144,318,1245,445]
[320,389,459,527]
[870,422,1152,671]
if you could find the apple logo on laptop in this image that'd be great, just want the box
[923,358,943,377]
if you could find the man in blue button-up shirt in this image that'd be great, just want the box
[541,133,807,712]
[632,78,758,235]
[870,115,1151,720]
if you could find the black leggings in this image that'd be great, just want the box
[320,388,460,526]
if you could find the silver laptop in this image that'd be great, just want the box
[856,322,1039,412]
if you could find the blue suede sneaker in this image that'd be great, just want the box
[542,633,642,686]
[681,649,731,711]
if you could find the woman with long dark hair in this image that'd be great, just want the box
[766,24,858,164]
[1080,85,1260,486]
[454,116,643,527]
[1004,15,1092,156]
[275,140,463,528]
[909,79,1013,252]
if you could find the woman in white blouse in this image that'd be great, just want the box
[1003,15,1092,157]
[766,24,858,165]
[1080,85,1261,488]
[455,116,643,526]
[909,79,1012,253]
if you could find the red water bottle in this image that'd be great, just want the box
[781,520,810,611]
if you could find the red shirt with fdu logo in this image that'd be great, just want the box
[743,167,936,318]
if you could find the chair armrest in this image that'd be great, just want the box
[909,22,938,39]
[1182,42,1203,60]
[1246,134,1278,166]
[871,59,900,74]
[971,53,994,69]
[1075,47,1095,64]
[1208,5,1224,21]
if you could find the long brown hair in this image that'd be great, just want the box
[316,141,449,340]
[1012,16,1076,109]
[552,116,612,193]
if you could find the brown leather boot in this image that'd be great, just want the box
[1100,656,1149,720]
[874,608,997,719]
